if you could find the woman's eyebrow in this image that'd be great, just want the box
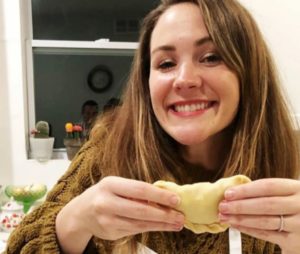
[194,36,212,47]
[151,45,175,56]
[151,36,212,56]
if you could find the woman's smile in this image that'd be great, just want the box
[168,100,216,117]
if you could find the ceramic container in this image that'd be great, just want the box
[30,137,55,162]
[64,138,83,160]
[0,200,24,233]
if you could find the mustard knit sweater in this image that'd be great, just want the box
[5,143,281,254]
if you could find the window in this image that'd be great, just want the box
[28,0,159,149]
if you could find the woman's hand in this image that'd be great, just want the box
[218,178,300,254]
[56,176,184,253]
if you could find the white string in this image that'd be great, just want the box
[229,227,242,254]
[137,242,158,254]
[137,228,242,253]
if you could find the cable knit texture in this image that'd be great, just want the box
[5,142,281,253]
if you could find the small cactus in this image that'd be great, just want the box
[34,121,50,138]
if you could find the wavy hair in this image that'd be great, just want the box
[89,0,299,250]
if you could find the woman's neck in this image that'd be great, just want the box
[181,128,233,172]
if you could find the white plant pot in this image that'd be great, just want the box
[30,137,55,162]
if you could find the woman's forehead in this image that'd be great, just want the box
[150,3,208,50]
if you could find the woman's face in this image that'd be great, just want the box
[149,3,240,147]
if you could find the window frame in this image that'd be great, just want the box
[25,1,139,157]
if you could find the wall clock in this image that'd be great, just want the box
[87,65,113,93]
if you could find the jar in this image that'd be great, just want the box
[0,199,24,233]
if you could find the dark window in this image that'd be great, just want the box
[31,0,159,148]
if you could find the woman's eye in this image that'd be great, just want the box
[201,53,222,65]
[158,60,175,70]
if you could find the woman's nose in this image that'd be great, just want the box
[173,63,202,89]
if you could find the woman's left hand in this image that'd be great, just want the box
[218,178,300,254]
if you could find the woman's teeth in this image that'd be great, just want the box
[174,102,211,112]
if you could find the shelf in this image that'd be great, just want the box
[30,40,138,55]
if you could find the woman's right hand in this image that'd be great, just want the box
[56,176,185,252]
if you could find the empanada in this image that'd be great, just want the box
[154,175,251,234]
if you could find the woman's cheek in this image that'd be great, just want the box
[151,81,164,101]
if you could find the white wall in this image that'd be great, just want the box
[239,0,300,124]
[0,0,299,189]
[0,0,69,189]
[0,0,13,185]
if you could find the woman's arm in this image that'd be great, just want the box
[55,175,184,253]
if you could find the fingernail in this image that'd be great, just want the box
[170,196,180,206]
[219,213,229,222]
[224,189,235,200]
[173,224,183,231]
[219,201,229,213]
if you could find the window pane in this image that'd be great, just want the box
[33,49,134,148]
[31,0,160,41]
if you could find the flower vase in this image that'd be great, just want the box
[64,138,83,160]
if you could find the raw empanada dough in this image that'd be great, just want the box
[154,175,251,234]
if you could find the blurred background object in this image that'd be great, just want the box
[4,184,47,213]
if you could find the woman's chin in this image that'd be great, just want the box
[172,132,209,146]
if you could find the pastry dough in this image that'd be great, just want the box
[154,175,251,234]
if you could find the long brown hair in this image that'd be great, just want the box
[195,0,300,179]
[91,0,299,181]
[89,0,299,250]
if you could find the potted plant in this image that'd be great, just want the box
[29,121,55,162]
[63,123,84,160]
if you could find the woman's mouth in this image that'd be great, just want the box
[173,101,215,113]
[169,100,216,114]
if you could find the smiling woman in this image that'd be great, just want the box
[4,0,300,254]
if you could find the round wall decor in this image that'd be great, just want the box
[87,65,113,93]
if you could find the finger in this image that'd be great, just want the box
[219,214,284,231]
[94,214,182,241]
[219,196,298,215]
[232,225,288,249]
[109,195,185,225]
[115,215,183,234]
[224,178,299,201]
[106,176,181,208]
[222,214,300,234]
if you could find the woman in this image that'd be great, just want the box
[6,0,300,253]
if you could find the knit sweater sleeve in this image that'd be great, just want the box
[5,143,100,254]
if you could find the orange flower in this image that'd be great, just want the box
[65,123,73,133]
